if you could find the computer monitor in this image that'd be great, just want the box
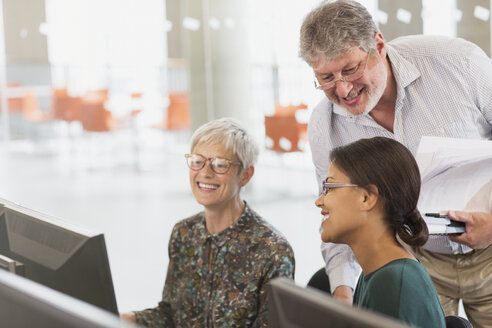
[0,197,9,207]
[0,269,137,328]
[268,278,411,328]
[0,202,118,314]
[0,199,25,275]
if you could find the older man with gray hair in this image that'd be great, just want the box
[299,1,492,326]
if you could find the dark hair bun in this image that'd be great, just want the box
[398,209,428,247]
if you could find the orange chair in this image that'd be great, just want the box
[78,91,142,170]
[52,88,81,122]
[265,103,308,153]
[79,100,113,132]
[6,82,23,113]
[274,103,308,116]
[79,89,111,131]
[130,92,143,116]
[265,115,307,152]
[79,90,140,132]
[0,82,26,112]
[21,90,53,123]
[84,89,109,104]
[153,92,191,130]
[166,92,190,130]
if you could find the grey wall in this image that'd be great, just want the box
[457,0,490,56]
[2,0,51,85]
[378,0,423,42]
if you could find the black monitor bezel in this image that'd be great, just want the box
[268,278,411,328]
[0,203,118,314]
[0,269,134,328]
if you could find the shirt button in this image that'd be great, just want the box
[439,128,445,134]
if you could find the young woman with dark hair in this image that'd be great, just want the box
[315,136,445,327]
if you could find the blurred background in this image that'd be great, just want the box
[0,0,488,313]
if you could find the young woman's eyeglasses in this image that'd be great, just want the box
[322,180,359,195]
[314,50,372,91]
[185,154,243,174]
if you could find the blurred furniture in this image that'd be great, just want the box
[79,98,113,132]
[274,103,307,116]
[84,89,109,104]
[153,92,190,130]
[445,316,472,328]
[52,88,81,123]
[130,92,143,116]
[264,103,308,153]
[79,89,140,132]
[5,82,23,112]
[21,90,53,123]
[18,89,59,143]
[307,268,331,294]
[78,90,141,170]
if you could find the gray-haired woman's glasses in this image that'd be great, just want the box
[314,50,372,91]
[185,153,243,174]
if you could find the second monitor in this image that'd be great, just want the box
[268,278,411,328]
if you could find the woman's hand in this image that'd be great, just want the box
[120,312,137,323]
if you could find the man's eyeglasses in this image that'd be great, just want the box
[185,153,243,174]
[314,50,372,91]
[322,180,359,195]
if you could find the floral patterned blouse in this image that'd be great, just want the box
[134,203,295,327]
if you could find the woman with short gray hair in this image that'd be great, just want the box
[121,117,295,327]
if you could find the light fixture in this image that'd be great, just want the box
[396,8,412,24]
[182,17,200,31]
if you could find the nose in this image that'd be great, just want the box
[315,195,324,208]
[334,79,353,98]
[199,159,215,176]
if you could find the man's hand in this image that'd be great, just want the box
[448,211,492,249]
[333,285,353,305]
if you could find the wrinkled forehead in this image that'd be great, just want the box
[311,48,366,75]
[310,47,360,71]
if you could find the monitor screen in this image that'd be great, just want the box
[0,202,118,314]
[0,269,135,328]
[268,278,411,328]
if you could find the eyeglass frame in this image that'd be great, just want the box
[314,49,373,91]
[322,180,359,195]
[184,153,243,174]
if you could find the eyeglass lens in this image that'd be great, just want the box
[316,50,371,90]
[186,154,231,174]
[322,181,358,195]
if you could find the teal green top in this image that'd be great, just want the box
[354,258,445,328]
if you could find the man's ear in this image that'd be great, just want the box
[239,166,254,187]
[360,184,379,211]
[374,32,386,57]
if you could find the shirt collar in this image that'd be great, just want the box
[196,201,253,247]
[386,43,421,93]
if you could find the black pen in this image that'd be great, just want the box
[424,212,449,218]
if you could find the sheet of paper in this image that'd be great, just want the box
[416,136,492,183]
[418,158,492,213]
[416,136,492,241]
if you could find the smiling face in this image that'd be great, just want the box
[313,39,388,116]
[315,164,365,244]
[189,142,249,211]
